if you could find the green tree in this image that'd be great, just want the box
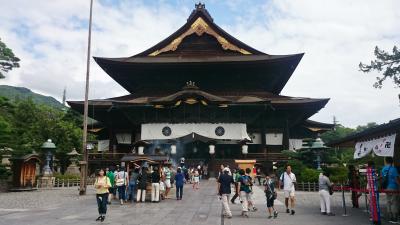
[359,45,400,88]
[0,38,20,79]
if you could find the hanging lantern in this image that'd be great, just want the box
[171,144,177,155]
[242,144,248,155]
[209,144,215,154]
[138,146,144,155]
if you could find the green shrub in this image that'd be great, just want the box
[0,164,11,180]
[299,168,320,182]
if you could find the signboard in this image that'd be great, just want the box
[354,133,396,159]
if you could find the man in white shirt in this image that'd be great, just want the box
[280,165,296,215]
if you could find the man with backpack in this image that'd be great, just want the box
[381,157,399,223]
[280,165,297,215]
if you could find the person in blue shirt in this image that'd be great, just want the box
[175,167,185,200]
[381,157,399,223]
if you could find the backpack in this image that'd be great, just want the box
[240,175,251,193]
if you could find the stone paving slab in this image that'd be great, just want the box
[0,180,390,225]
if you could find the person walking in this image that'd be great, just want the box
[137,167,148,202]
[218,167,234,218]
[319,171,335,216]
[348,165,361,208]
[193,169,200,190]
[151,167,161,202]
[280,165,297,215]
[238,169,252,217]
[94,168,111,222]
[163,164,172,199]
[128,167,139,203]
[115,167,128,205]
[264,173,278,219]
[256,167,262,185]
[106,167,116,204]
[230,168,240,204]
[175,167,185,200]
[381,157,400,223]
[245,168,257,212]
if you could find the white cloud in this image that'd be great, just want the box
[0,0,399,128]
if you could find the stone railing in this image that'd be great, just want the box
[36,177,96,189]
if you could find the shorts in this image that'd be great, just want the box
[164,179,171,188]
[266,197,274,208]
[284,189,295,198]
[193,176,200,183]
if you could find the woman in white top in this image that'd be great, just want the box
[319,171,335,216]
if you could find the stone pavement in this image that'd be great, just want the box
[0,180,389,225]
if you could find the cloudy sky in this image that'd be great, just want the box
[0,0,399,128]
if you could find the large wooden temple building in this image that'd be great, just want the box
[68,3,333,174]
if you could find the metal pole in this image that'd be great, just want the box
[364,191,369,213]
[341,184,348,216]
[80,0,94,195]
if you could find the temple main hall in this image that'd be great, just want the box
[68,3,333,175]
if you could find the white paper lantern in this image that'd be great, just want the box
[138,146,144,155]
[209,144,215,154]
[242,145,248,154]
[171,145,177,155]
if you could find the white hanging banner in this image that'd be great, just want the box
[141,123,251,141]
[354,133,396,159]
[116,133,132,144]
[248,133,262,145]
[266,133,283,145]
[289,139,303,151]
[98,140,110,152]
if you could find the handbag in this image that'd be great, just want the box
[328,185,334,195]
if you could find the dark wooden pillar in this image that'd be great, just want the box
[282,117,290,150]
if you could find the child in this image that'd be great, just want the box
[193,169,200,190]
[264,174,278,219]
[159,180,166,200]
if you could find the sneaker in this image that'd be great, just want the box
[274,211,278,218]
[286,208,290,213]
[252,207,258,212]
[327,213,335,216]
[268,216,273,219]
[291,210,295,215]
[96,216,102,221]
[100,216,105,222]
[321,212,327,215]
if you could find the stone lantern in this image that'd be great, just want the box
[39,139,56,188]
[66,148,81,175]
[41,139,56,176]
[308,138,330,170]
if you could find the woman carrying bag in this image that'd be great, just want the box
[319,171,335,216]
[94,168,111,222]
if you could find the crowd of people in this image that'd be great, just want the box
[93,163,205,222]
[93,159,399,223]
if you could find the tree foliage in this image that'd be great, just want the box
[0,97,85,173]
[359,45,400,88]
[0,38,20,79]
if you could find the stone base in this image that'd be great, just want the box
[39,176,55,188]
[65,165,80,175]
